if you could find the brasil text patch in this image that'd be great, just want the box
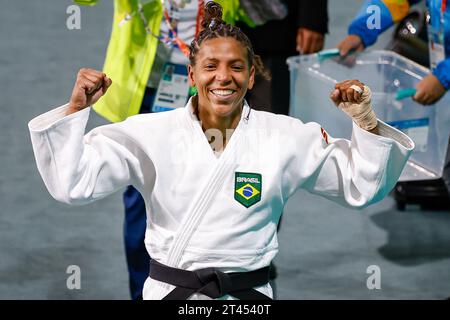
[234,172,262,208]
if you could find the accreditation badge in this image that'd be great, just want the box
[427,24,446,71]
[152,63,190,112]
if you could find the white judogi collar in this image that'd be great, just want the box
[184,96,251,125]
[182,96,252,160]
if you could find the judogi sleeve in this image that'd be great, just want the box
[28,104,150,205]
[284,119,414,209]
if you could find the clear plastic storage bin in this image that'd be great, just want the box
[287,50,450,181]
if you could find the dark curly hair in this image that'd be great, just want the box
[189,1,271,80]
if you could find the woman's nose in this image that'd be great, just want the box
[215,67,231,82]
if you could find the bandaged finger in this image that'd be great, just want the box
[338,85,378,131]
[349,84,363,94]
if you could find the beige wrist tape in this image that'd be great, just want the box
[338,85,378,131]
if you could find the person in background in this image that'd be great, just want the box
[238,0,329,115]
[337,0,449,106]
[337,0,450,195]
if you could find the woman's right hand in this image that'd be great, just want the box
[68,68,112,114]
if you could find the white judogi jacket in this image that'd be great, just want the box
[28,98,414,299]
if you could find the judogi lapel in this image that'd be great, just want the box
[165,101,250,269]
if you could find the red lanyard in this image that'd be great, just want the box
[439,0,447,28]
[163,0,204,57]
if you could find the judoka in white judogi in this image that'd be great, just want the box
[28,96,413,299]
[28,1,414,300]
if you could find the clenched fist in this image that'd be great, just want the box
[330,80,379,133]
[67,68,112,115]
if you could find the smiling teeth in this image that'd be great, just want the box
[212,89,234,96]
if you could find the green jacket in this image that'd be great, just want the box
[75,0,252,122]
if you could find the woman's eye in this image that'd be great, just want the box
[232,65,244,71]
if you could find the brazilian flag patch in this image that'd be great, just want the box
[234,172,262,208]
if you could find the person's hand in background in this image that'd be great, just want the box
[413,74,446,105]
[336,34,365,56]
[296,27,325,54]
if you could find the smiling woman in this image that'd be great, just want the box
[188,37,255,148]
[28,1,414,300]
[186,2,267,149]
[190,37,254,116]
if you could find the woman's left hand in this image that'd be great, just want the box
[330,80,378,132]
[330,79,365,105]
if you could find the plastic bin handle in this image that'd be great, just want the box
[317,48,356,61]
[317,48,340,59]
[396,88,417,100]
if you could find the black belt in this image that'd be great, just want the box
[149,259,272,300]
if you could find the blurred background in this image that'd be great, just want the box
[0,0,449,299]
